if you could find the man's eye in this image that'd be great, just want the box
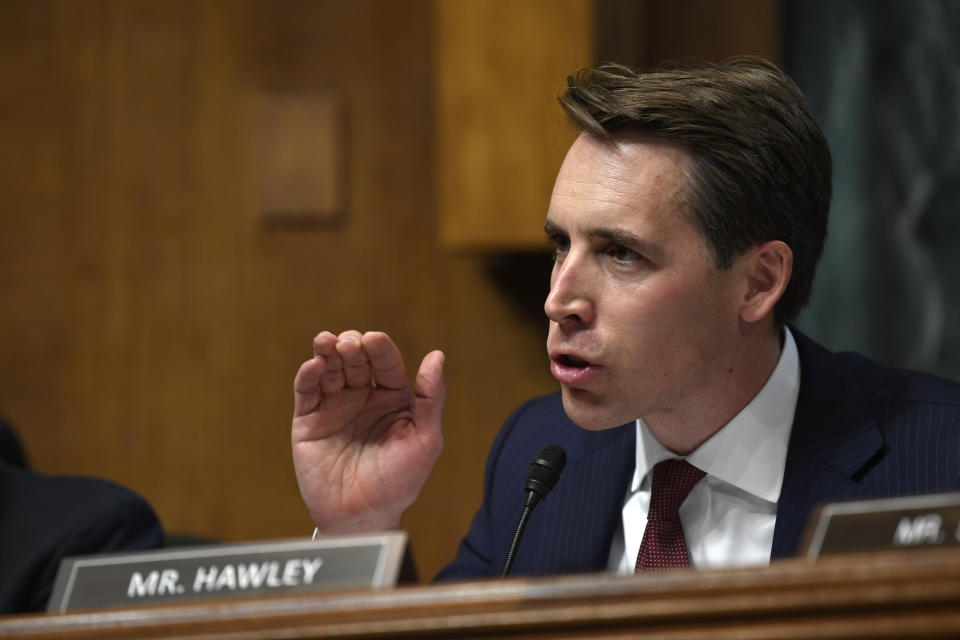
[549,236,570,259]
[607,245,640,264]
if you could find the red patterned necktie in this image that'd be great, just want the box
[635,458,706,571]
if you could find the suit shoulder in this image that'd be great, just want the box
[486,393,570,463]
[0,464,164,551]
[837,351,960,407]
[1,464,157,523]
[793,328,960,408]
[491,392,633,466]
[0,464,164,613]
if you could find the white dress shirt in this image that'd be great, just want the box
[607,328,800,572]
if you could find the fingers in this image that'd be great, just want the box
[337,330,372,388]
[293,357,324,417]
[299,330,413,399]
[293,333,348,416]
[363,332,408,390]
[414,350,446,403]
[414,350,446,438]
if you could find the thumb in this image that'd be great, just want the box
[414,350,446,431]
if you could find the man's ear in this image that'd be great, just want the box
[740,240,792,324]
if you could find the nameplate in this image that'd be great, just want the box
[47,533,407,613]
[803,492,960,559]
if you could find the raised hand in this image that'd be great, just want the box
[292,330,445,534]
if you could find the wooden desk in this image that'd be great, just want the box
[2,548,960,639]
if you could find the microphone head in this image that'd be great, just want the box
[524,444,567,506]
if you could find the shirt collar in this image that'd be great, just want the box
[632,327,800,504]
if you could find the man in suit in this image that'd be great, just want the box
[291,58,960,578]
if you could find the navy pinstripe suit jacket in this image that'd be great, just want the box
[435,330,960,580]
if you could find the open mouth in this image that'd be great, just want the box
[557,354,592,368]
[550,353,601,385]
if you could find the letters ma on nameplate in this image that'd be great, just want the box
[802,492,960,558]
[47,533,407,613]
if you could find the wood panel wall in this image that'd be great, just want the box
[436,0,593,249]
[0,0,560,582]
[0,0,778,582]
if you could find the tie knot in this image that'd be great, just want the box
[648,459,705,521]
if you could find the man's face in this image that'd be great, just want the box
[545,132,748,432]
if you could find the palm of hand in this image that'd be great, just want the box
[294,386,433,532]
[292,332,445,535]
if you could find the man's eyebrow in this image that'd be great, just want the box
[543,219,565,238]
[591,227,664,259]
[545,219,662,257]
[544,218,664,259]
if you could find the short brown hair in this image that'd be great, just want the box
[559,58,831,325]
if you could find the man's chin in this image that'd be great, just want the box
[560,387,634,431]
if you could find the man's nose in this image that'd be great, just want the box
[544,254,594,326]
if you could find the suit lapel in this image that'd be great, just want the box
[772,330,886,557]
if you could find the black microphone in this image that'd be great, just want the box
[501,444,567,577]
